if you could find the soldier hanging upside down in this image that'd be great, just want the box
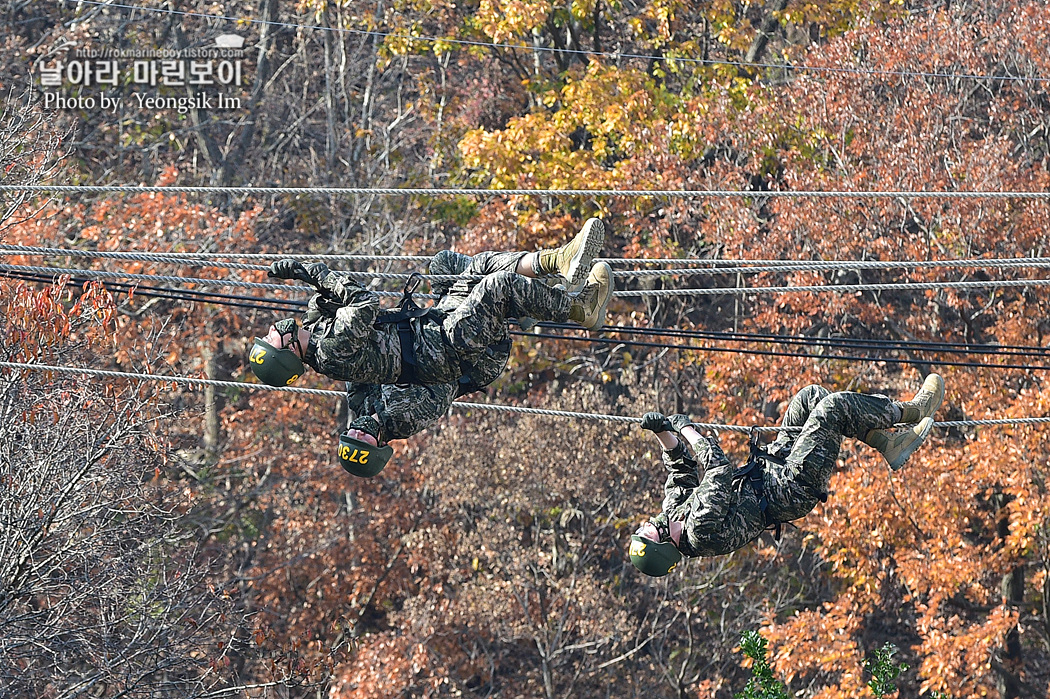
[247,219,613,474]
[628,375,946,576]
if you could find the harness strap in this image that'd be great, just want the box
[375,274,431,386]
[735,429,782,538]
[373,273,506,391]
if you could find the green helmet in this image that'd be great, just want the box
[629,534,682,577]
[338,433,393,477]
[248,337,305,386]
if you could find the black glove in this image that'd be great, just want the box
[668,413,698,434]
[640,412,673,434]
[268,259,330,287]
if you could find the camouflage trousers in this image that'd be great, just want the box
[665,386,899,557]
[308,250,572,386]
[762,385,898,522]
[341,250,572,440]
[430,250,572,366]
[345,382,458,441]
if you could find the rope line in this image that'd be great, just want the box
[7,246,1050,272]
[0,263,438,298]
[7,184,1050,198]
[520,331,1050,371]
[0,360,645,426]
[0,249,472,282]
[7,245,1050,278]
[4,263,1049,298]
[539,322,1050,356]
[59,0,1050,85]
[5,360,1049,432]
[614,278,1050,297]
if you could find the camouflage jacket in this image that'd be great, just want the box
[657,439,767,558]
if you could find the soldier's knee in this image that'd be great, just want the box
[491,269,517,283]
[429,250,462,275]
[813,391,851,419]
[798,384,830,402]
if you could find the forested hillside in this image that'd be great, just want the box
[2,0,1050,696]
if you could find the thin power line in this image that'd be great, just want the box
[4,360,1049,432]
[6,184,1050,198]
[9,267,1050,372]
[521,330,1050,372]
[58,0,1050,84]
[538,322,1050,358]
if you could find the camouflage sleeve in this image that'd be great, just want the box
[313,268,382,334]
[373,383,458,440]
[680,436,737,536]
[661,440,701,513]
[300,268,382,366]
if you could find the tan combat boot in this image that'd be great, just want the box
[536,218,606,287]
[568,261,613,330]
[897,373,945,423]
[864,417,935,471]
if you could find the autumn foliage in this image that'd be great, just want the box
[4,0,1050,697]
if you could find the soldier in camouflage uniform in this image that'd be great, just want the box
[339,248,549,441]
[628,376,946,576]
[257,219,612,445]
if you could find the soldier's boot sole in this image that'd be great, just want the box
[867,417,935,471]
[569,261,613,330]
[899,373,945,423]
[539,218,605,287]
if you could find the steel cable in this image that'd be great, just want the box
[5,360,1049,432]
[6,184,1050,198]
[8,244,1050,278]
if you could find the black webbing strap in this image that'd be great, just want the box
[735,429,829,540]
[375,273,430,386]
[373,273,510,391]
[735,429,783,539]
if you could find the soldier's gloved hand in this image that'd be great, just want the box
[268,259,311,281]
[269,259,331,288]
[668,413,698,434]
[640,412,673,434]
[302,261,330,284]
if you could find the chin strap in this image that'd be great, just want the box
[273,318,304,358]
[649,513,675,544]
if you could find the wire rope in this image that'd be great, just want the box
[4,262,1050,298]
[0,263,437,297]
[10,246,1050,273]
[538,322,1050,357]
[8,245,1050,277]
[4,360,1049,432]
[12,264,1050,359]
[8,268,1050,372]
[6,184,1050,198]
[518,331,1050,371]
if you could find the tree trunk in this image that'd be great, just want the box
[744,0,789,65]
[996,492,1024,699]
[202,344,220,455]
